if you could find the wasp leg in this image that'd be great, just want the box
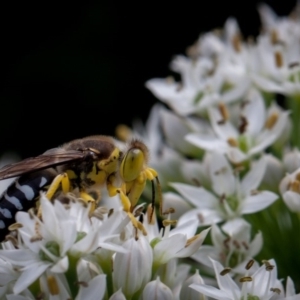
[37,173,71,219]
[117,188,147,236]
[79,191,97,212]
[126,167,162,223]
[46,173,70,200]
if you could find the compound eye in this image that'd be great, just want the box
[120,148,144,182]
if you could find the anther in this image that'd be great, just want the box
[265,112,278,130]
[245,259,254,270]
[274,51,283,68]
[77,281,89,287]
[162,207,175,215]
[270,288,281,294]
[239,115,248,134]
[289,62,300,69]
[218,103,229,122]
[162,219,177,227]
[186,235,199,247]
[220,267,231,276]
[108,208,114,217]
[8,222,23,231]
[262,260,274,271]
[239,276,252,282]
[47,275,59,295]
[270,29,279,44]
[289,180,300,193]
[30,235,43,242]
[147,205,155,224]
[232,34,242,52]
[4,235,18,247]
[295,172,300,181]
[227,138,238,147]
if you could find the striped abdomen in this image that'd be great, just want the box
[0,169,57,241]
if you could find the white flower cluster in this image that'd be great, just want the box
[126,2,300,299]
[0,195,209,299]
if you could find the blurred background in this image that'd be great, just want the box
[0,0,297,158]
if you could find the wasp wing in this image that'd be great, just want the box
[0,148,85,180]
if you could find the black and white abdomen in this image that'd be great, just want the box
[0,169,57,241]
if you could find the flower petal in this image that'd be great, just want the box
[241,191,278,214]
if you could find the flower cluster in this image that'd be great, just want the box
[124,2,300,298]
[0,195,209,299]
[1,2,300,299]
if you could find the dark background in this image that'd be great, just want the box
[0,0,297,158]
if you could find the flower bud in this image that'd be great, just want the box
[180,270,207,300]
[143,277,173,300]
[113,236,153,298]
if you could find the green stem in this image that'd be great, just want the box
[66,254,80,298]
[100,259,114,297]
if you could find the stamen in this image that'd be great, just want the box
[262,260,274,271]
[30,235,43,242]
[47,275,59,295]
[270,288,281,294]
[251,190,261,195]
[242,241,249,250]
[220,267,231,276]
[8,222,23,231]
[232,34,242,52]
[185,234,199,247]
[197,213,204,224]
[289,62,300,69]
[227,137,238,147]
[223,237,230,249]
[162,219,177,227]
[233,240,240,249]
[295,172,300,181]
[4,235,18,247]
[274,51,283,68]
[245,259,254,270]
[93,207,109,220]
[147,205,156,225]
[289,180,300,193]
[239,276,252,282]
[239,115,248,134]
[108,208,114,217]
[162,207,175,215]
[270,29,279,44]
[77,281,89,287]
[218,103,229,123]
[265,112,278,129]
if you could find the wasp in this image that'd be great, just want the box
[0,135,161,242]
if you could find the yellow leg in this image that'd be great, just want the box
[79,191,97,212]
[46,173,70,200]
[37,173,70,219]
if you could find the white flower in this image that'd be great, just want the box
[146,41,248,117]
[142,277,174,300]
[279,167,300,212]
[171,153,278,228]
[252,3,300,96]
[113,235,153,298]
[192,219,262,275]
[0,195,126,294]
[186,89,289,163]
[190,258,291,300]
[179,270,207,300]
[143,209,210,269]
